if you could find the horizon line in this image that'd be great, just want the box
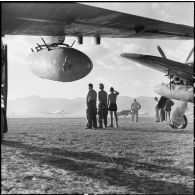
[8,94,159,101]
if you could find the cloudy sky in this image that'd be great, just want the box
[3,2,194,100]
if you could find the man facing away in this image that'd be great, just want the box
[157,96,168,122]
[98,83,108,128]
[164,98,174,123]
[131,99,141,122]
[86,83,97,129]
[154,97,160,122]
[108,87,119,127]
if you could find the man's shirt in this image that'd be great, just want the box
[87,89,97,103]
[157,96,168,109]
[98,90,107,105]
[131,101,141,111]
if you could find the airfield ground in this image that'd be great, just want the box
[1,117,194,194]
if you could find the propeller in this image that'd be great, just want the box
[156,45,194,90]
[157,45,172,90]
[41,37,51,51]
[185,46,194,62]
[157,45,167,59]
[71,40,76,47]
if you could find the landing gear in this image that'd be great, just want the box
[170,114,188,129]
[1,109,5,140]
[169,101,189,129]
[178,114,188,129]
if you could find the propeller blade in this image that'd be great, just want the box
[71,40,76,47]
[186,46,194,62]
[41,37,51,51]
[157,45,167,59]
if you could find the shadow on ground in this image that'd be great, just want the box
[111,127,193,135]
[2,140,193,194]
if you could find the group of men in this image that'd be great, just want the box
[86,82,175,127]
[86,83,119,129]
[154,96,174,123]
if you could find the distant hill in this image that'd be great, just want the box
[7,95,86,118]
[7,95,193,120]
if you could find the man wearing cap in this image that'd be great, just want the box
[98,83,108,128]
[86,83,97,129]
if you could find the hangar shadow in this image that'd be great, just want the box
[2,140,193,194]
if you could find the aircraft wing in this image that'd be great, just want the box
[1,2,194,39]
[121,53,194,81]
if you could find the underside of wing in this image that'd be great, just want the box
[1,2,194,39]
[121,53,194,81]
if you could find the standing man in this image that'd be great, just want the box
[131,99,141,122]
[164,98,174,123]
[108,87,119,127]
[86,83,97,129]
[98,83,108,128]
[157,96,168,122]
[154,97,160,122]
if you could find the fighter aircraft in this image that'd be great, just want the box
[42,109,67,117]
[117,110,133,118]
[118,109,148,118]
[121,46,194,129]
[1,2,194,139]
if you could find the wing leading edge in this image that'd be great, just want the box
[121,53,194,81]
[1,2,194,39]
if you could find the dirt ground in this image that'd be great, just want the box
[1,117,194,194]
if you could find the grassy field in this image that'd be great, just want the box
[1,117,194,194]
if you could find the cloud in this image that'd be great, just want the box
[147,79,167,88]
[94,76,114,89]
[95,59,116,70]
[165,41,194,62]
[135,63,150,70]
[151,3,159,9]
[159,10,170,20]
[132,80,143,87]
[121,43,145,53]
[79,39,151,71]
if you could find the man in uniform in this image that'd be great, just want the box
[154,97,160,122]
[131,99,141,122]
[86,83,97,129]
[157,96,168,122]
[98,83,108,128]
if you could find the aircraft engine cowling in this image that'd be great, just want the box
[27,47,93,82]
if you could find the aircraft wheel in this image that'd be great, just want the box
[1,109,5,141]
[178,115,188,129]
[169,114,188,129]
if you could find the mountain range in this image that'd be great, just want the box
[7,95,193,120]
